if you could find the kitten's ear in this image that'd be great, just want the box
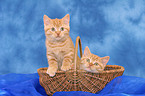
[101,56,110,66]
[83,46,91,57]
[62,14,70,25]
[43,15,52,26]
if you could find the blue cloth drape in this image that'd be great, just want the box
[0,73,145,96]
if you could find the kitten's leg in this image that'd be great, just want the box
[46,58,58,77]
[61,53,73,71]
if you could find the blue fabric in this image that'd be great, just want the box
[0,73,145,96]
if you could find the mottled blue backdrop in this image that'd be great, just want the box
[0,0,145,78]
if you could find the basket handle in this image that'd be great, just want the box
[74,36,82,71]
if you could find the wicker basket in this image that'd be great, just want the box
[37,36,125,95]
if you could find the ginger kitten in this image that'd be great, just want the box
[43,14,74,77]
[81,46,110,73]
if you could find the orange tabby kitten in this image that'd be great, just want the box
[43,14,74,77]
[81,46,110,73]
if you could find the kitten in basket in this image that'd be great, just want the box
[80,46,110,73]
[43,14,75,77]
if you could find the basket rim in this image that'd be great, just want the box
[37,65,124,74]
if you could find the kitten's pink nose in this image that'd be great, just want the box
[56,32,60,37]
[89,63,93,66]
[57,33,60,36]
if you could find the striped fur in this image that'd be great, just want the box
[43,14,75,77]
[80,46,110,73]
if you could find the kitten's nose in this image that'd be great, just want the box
[57,33,60,36]
[56,31,60,36]
[89,63,93,66]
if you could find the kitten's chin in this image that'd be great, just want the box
[55,37,61,40]
[55,36,65,41]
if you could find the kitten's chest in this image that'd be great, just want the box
[48,44,69,61]
[55,49,65,61]
[46,37,74,60]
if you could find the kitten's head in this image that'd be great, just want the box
[81,46,110,73]
[43,14,70,42]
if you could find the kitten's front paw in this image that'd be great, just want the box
[61,64,71,71]
[46,68,56,77]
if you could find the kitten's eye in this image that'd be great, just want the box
[60,27,64,31]
[94,62,98,65]
[86,59,90,62]
[51,27,55,31]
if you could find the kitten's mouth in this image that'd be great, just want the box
[87,65,95,70]
[55,36,62,40]
[56,36,61,38]
[87,66,92,69]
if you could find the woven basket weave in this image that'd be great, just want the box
[37,36,125,95]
